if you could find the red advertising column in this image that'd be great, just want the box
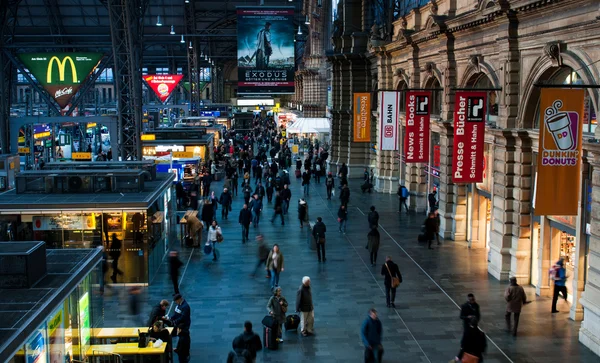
[404,91,431,163]
[452,91,486,183]
[143,75,184,103]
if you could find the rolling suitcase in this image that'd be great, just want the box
[285,314,300,331]
[263,325,278,350]
[295,169,301,178]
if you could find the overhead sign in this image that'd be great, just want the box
[237,7,295,95]
[378,91,399,151]
[452,91,486,183]
[143,74,184,103]
[535,88,584,215]
[141,134,156,141]
[71,152,92,160]
[18,147,30,154]
[353,93,371,142]
[19,53,104,108]
[404,91,431,163]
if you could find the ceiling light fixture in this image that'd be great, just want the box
[188,41,193,49]
[170,25,175,35]
[317,0,322,8]
[180,35,185,43]
[297,25,302,35]
[305,15,310,25]
[156,15,162,26]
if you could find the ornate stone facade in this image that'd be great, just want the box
[328,0,600,356]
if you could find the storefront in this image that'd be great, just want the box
[141,129,215,164]
[467,143,493,258]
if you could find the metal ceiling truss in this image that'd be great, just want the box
[107,0,147,161]
[65,53,114,117]
[0,0,21,154]
[185,0,200,113]
[42,0,67,46]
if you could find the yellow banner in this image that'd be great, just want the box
[172,151,194,158]
[141,134,156,141]
[72,152,92,160]
[353,93,371,142]
[535,88,584,216]
[18,147,30,154]
[18,136,25,143]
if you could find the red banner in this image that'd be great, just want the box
[143,74,184,103]
[404,91,431,163]
[452,91,486,183]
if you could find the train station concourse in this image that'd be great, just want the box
[1,1,600,363]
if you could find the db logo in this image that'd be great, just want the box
[384,125,393,137]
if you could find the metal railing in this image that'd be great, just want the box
[89,351,123,363]
[394,0,432,19]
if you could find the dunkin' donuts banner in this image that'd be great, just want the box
[535,88,584,216]
[404,91,431,163]
[452,91,486,183]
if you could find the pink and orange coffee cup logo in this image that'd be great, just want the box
[542,100,579,166]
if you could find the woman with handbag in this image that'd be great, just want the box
[207,220,223,261]
[451,317,487,363]
[266,244,284,290]
[267,287,288,342]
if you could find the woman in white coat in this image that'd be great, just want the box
[207,220,222,261]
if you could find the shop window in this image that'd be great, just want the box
[397,81,408,113]
[426,78,442,116]
[466,72,498,124]
[531,66,597,133]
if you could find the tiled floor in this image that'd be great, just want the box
[103,174,598,363]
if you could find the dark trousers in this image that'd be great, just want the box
[385,284,396,306]
[111,256,123,281]
[364,346,384,363]
[552,285,568,311]
[222,205,229,219]
[317,242,326,261]
[171,273,180,294]
[271,211,284,224]
[252,258,269,276]
[399,198,408,213]
[505,311,520,334]
[176,331,191,363]
[369,250,378,265]
[326,186,332,199]
[241,224,250,242]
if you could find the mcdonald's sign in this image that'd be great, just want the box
[19,53,104,108]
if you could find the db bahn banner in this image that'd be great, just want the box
[452,91,486,183]
[143,74,184,103]
[535,88,584,216]
[353,93,371,142]
[404,91,431,163]
[379,91,399,151]
[19,53,103,108]
[237,7,295,95]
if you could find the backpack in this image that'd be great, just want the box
[401,187,409,198]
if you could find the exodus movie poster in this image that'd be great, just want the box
[237,7,295,95]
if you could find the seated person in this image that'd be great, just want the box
[149,321,172,350]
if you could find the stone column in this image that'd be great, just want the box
[579,143,600,355]
[536,216,552,297]
[438,121,464,239]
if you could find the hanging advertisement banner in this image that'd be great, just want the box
[404,91,431,162]
[33,214,96,231]
[353,93,371,142]
[379,91,399,151]
[452,91,486,183]
[237,7,295,95]
[19,53,104,108]
[535,88,584,216]
[143,74,184,103]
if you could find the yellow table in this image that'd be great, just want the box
[92,327,173,341]
[87,342,167,363]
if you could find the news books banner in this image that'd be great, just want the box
[237,7,295,95]
[404,91,431,163]
[19,53,104,108]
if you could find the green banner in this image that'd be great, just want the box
[19,53,104,108]
[182,81,207,94]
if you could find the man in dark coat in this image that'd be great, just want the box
[459,293,481,331]
[254,182,265,202]
[380,256,401,308]
[312,217,327,262]
[242,183,253,205]
[280,184,292,215]
[230,321,262,361]
[250,195,263,228]
[367,206,379,229]
[423,212,438,249]
[219,188,233,220]
[340,184,350,208]
[302,170,311,196]
[147,299,170,327]
[504,277,528,336]
[109,233,123,283]
[169,294,191,332]
[296,276,314,336]
[270,192,284,225]
[239,204,253,243]
[361,309,383,363]
[169,251,183,295]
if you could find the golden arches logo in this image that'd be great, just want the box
[46,56,77,83]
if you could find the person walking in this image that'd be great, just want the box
[452,317,487,363]
[280,184,292,215]
[239,204,252,243]
[250,195,263,228]
[230,321,262,362]
[504,277,528,336]
[302,170,311,196]
[361,309,383,363]
[551,258,568,313]
[325,172,335,200]
[460,294,481,331]
[340,183,350,208]
[367,206,379,229]
[207,221,222,261]
[251,235,271,278]
[232,171,239,196]
[366,226,380,266]
[298,199,308,228]
[380,256,401,308]
[313,217,327,262]
[210,190,219,216]
[266,244,284,290]
[428,189,438,212]
[423,212,438,249]
[219,188,233,220]
[296,276,314,337]
[267,287,288,342]
[175,181,185,209]
[270,192,284,225]
[266,176,274,203]
[109,233,123,283]
[242,183,253,206]
[169,250,183,295]
[254,181,265,203]
[434,209,442,245]
[201,198,215,229]
[337,205,348,233]
[397,184,409,214]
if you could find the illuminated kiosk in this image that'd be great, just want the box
[0,242,103,363]
[141,128,215,165]
[0,170,176,285]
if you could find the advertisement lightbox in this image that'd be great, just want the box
[143,74,184,103]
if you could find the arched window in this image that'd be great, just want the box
[424,77,442,116]
[532,66,597,133]
[466,72,498,124]
[397,80,408,113]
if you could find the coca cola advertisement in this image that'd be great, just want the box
[452,91,486,183]
[143,74,184,103]
[404,91,431,163]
